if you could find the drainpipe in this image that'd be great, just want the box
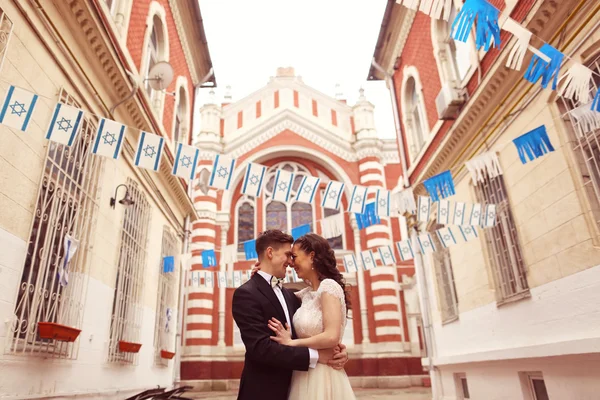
[174,215,191,386]
[371,58,409,188]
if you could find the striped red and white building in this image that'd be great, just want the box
[180,67,427,390]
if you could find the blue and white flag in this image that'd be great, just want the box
[296,176,320,204]
[245,270,252,283]
[396,240,414,261]
[204,271,214,288]
[376,189,392,217]
[360,250,377,271]
[417,233,436,255]
[93,118,125,159]
[377,245,396,266]
[459,226,479,242]
[165,308,172,332]
[417,196,432,222]
[173,142,200,180]
[452,201,467,226]
[217,271,228,288]
[0,85,38,132]
[469,203,483,226]
[232,271,243,288]
[322,181,345,210]
[343,254,358,273]
[482,204,497,228]
[291,268,299,282]
[46,103,84,146]
[348,185,368,214]
[191,271,201,287]
[272,169,294,202]
[134,131,164,172]
[437,200,451,225]
[209,154,236,190]
[436,227,458,248]
[241,163,267,197]
[58,234,79,287]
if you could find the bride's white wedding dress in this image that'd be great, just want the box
[288,279,356,400]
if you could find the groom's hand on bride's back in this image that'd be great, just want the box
[317,343,349,371]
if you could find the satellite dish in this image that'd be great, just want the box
[146,61,174,91]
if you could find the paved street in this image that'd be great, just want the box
[191,387,432,399]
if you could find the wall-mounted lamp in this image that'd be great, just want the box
[110,184,135,209]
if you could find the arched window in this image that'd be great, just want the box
[141,3,169,117]
[236,197,255,252]
[403,74,429,160]
[173,81,189,144]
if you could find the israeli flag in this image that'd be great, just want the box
[283,273,290,284]
[377,245,396,266]
[93,118,125,159]
[396,240,415,261]
[291,268,299,282]
[376,189,392,217]
[58,235,79,287]
[322,181,345,210]
[437,200,451,225]
[217,271,228,288]
[483,204,497,228]
[417,196,432,222]
[348,185,368,214]
[0,85,38,132]
[246,270,252,283]
[233,271,242,288]
[343,254,358,273]
[46,103,84,146]
[360,250,377,271]
[204,271,214,288]
[296,176,321,204]
[209,154,236,190]
[436,227,458,248]
[459,226,479,242]
[453,202,467,226]
[191,271,201,287]
[134,131,164,172]
[173,142,200,180]
[469,203,483,226]
[272,169,294,202]
[242,163,267,197]
[417,233,436,255]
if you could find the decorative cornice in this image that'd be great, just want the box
[388,10,417,74]
[168,0,199,85]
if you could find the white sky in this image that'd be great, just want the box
[197,0,395,139]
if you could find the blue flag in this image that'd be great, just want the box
[163,256,175,273]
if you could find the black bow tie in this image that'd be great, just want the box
[270,276,283,289]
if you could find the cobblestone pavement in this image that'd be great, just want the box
[190,387,432,399]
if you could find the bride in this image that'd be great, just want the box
[267,233,356,400]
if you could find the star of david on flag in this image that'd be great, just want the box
[272,169,294,202]
[322,181,345,210]
[92,118,126,159]
[482,204,497,228]
[376,189,392,217]
[343,254,358,273]
[0,85,38,132]
[396,239,415,261]
[191,271,201,287]
[295,176,320,204]
[417,196,432,223]
[436,227,458,248]
[348,185,368,214]
[241,163,267,197]
[453,201,467,226]
[459,226,479,242]
[172,142,200,180]
[134,131,164,171]
[217,271,228,288]
[469,203,483,226]
[437,200,451,225]
[204,271,214,288]
[417,233,436,254]
[360,250,377,271]
[377,245,396,266]
[46,103,84,146]
[209,154,236,190]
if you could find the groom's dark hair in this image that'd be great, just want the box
[256,230,294,260]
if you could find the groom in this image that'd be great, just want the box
[232,230,348,400]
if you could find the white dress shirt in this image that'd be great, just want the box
[257,270,318,368]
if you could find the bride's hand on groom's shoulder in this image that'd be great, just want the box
[251,261,261,277]
[268,317,293,346]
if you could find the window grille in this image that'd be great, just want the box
[430,224,458,322]
[108,178,151,364]
[7,89,103,359]
[0,8,14,73]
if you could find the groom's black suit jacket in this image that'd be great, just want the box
[232,274,310,400]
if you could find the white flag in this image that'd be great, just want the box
[322,181,345,210]
[417,233,436,254]
[417,196,432,222]
[469,203,483,226]
[376,189,392,217]
[482,204,497,228]
[320,213,344,239]
[452,202,467,226]
[191,271,201,287]
[377,245,396,266]
[396,240,415,261]
[459,226,479,242]
[241,163,267,197]
[93,118,126,159]
[46,103,84,146]
[232,271,242,288]
[348,185,368,214]
[436,227,458,248]
[180,253,192,271]
[343,254,358,273]
[58,234,79,287]
[0,85,38,132]
[173,142,200,180]
[209,154,236,190]
[217,271,228,288]
[272,169,294,202]
[296,176,320,204]
[437,200,451,225]
[360,250,377,271]
[395,188,417,215]
[134,131,164,172]
[204,271,214,288]
[220,244,238,266]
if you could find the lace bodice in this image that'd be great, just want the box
[293,279,347,340]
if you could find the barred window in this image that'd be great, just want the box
[8,89,103,359]
[0,8,14,73]
[108,178,151,364]
[430,224,458,322]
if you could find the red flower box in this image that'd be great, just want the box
[118,340,142,353]
[160,350,175,359]
[37,322,81,342]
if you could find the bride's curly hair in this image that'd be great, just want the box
[294,233,351,313]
